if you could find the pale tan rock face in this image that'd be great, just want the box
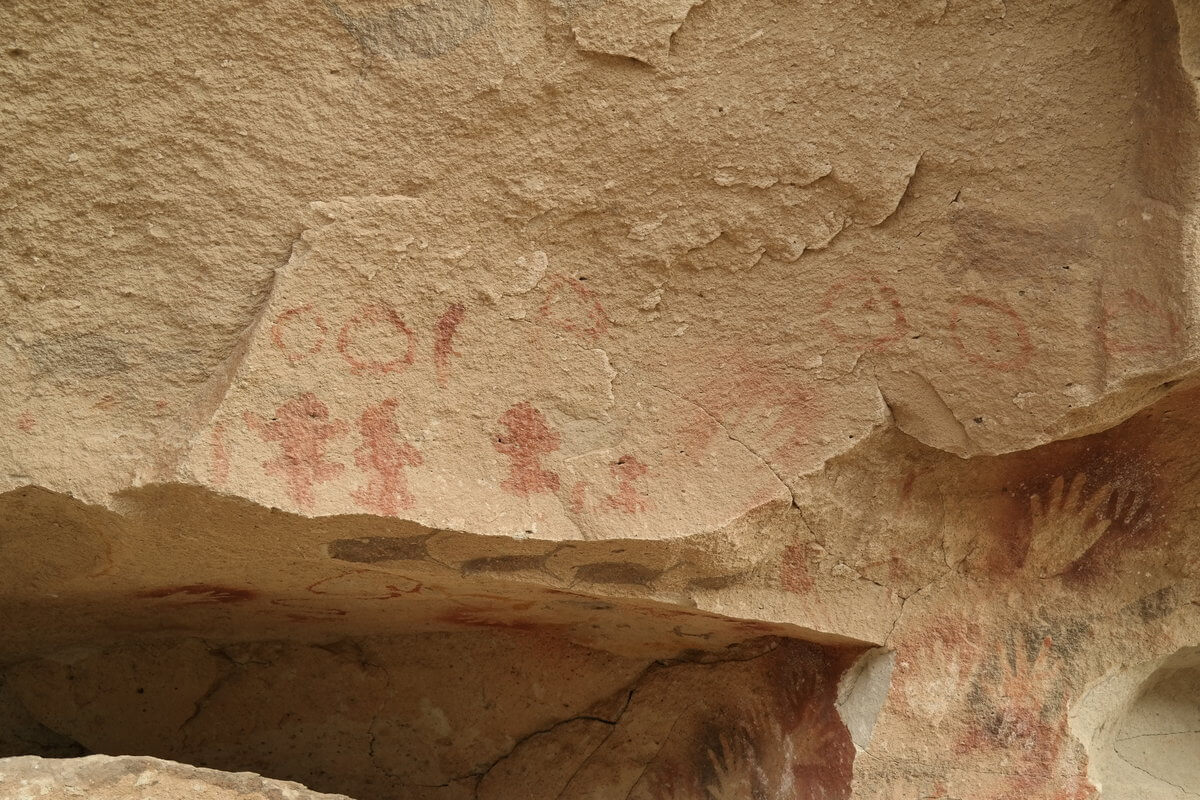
[0,755,353,799]
[1,0,1199,799]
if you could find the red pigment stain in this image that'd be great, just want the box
[210,422,230,485]
[351,398,423,515]
[569,480,589,514]
[957,635,1069,778]
[538,274,609,340]
[271,305,328,365]
[603,455,651,514]
[897,466,934,510]
[494,402,561,497]
[733,619,780,636]
[981,413,1166,581]
[948,295,1034,371]
[337,303,416,375]
[890,614,984,720]
[433,302,466,388]
[686,357,821,466]
[245,393,348,509]
[461,593,538,611]
[269,598,349,623]
[780,543,814,593]
[438,607,550,632]
[857,548,914,585]
[768,644,858,800]
[820,271,909,350]
[677,408,722,455]
[137,584,256,604]
[154,399,170,411]
[306,569,423,599]
[791,698,857,799]
[16,413,35,433]
[762,386,819,464]
[1101,288,1180,355]
[93,395,117,411]
[644,761,702,800]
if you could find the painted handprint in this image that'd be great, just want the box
[988,635,1060,750]
[704,732,758,800]
[960,633,1069,767]
[1024,474,1149,577]
[892,616,983,724]
[959,633,1096,797]
[1100,484,1153,543]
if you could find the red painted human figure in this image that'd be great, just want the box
[351,398,424,515]
[603,454,651,513]
[245,393,349,509]
[494,402,561,497]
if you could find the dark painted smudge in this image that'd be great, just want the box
[327,535,432,563]
[136,584,256,604]
[574,561,662,586]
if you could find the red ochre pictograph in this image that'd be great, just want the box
[948,295,1034,372]
[1100,288,1181,355]
[271,305,328,365]
[538,274,609,340]
[245,393,349,509]
[820,271,909,350]
[780,543,814,594]
[494,401,562,497]
[210,422,231,485]
[603,454,651,514]
[569,480,589,514]
[337,302,417,375]
[136,584,256,605]
[350,398,424,515]
[307,569,423,599]
[433,302,466,387]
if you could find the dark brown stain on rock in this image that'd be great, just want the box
[945,208,1096,276]
[460,554,550,575]
[327,535,432,563]
[574,561,663,586]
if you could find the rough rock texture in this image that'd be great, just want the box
[0,755,352,799]
[1,0,1199,798]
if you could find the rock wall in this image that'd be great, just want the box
[0,755,353,799]
[1,0,1199,798]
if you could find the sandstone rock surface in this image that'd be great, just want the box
[2,0,1200,798]
[0,755,352,799]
